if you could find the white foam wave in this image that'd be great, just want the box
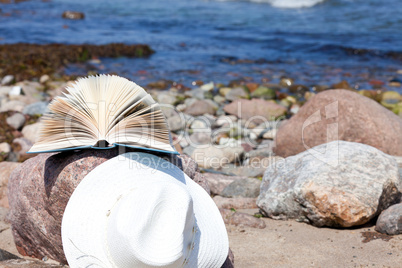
[248,0,325,8]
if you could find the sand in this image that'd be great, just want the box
[1,207,401,267]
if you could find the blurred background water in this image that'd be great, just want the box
[0,0,401,90]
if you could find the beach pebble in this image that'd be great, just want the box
[223,99,287,124]
[62,11,85,20]
[221,177,261,198]
[279,77,294,87]
[203,172,248,195]
[191,145,244,169]
[39,74,50,84]
[225,87,248,101]
[1,75,14,86]
[220,208,266,229]
[156,92,177,105]
[251,86,276,100]
[11,138,33,162]
[184,99,216,116]
[0,100,25,112]
[258,141,401,227]
[6,113,25,130]
[188,131,211,145]
[331,80,352,89]
[22,101,49,115]
[8,86,23,97]
[0,142,11,154]
[21,122,41,144]
[219,87,232,97]
[274,89,402,157]
[213,196,258,209]
[167,115,185,132]
[375,203,402,235]
[200,82,214,91]
[0,162,20,208]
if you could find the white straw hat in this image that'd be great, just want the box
[61,152,229,268]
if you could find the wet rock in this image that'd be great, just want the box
[62,11,85,20]
[6,113,25,130]
[191,145,244,169]
[223,99,287,124]
[7,149,209,263]
[184,99,217,116]
[251,86,276,100]
[221,177,261,198]
[331,80,352,89]
[274,89,402,157]
[220,208,266,229]
[279,77,294,87]
[225,87,248,101]
[22,102,48,115]
[375,203,402,235]
[21,122,41,144]
[203,172,248,195]
[0,162,20,208]
[213,196,258,209]
[258,141,401,227]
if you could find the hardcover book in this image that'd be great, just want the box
[28,75,178,155]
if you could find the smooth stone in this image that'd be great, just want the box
[213,196,258,209]
[221,177,261,198]
[375,203,402,235]
[11,138,34,162]
[274,89,402,157]
[8,86,23,96]
[203,172,248,195]
[167,115,185,132]
[21,122,41,144]
[191,146,244,169]
[220,208,266,229]
[188,131,212,145]
[225,87,248,101]
[200,82,214,91]
[6,113,25,130]
[279,77,294,87]
[39,75,50,84]
[0,162,21,208]
[1,75,14,86]
[0,101,25,112]
[184,99,217,116]
[223,99,287,124]
[251,86,276,100]
[213,95,226,104]
[156,92,177,105]
[258,141,401,227]
[215,115,237,127]
[190,118,209,129]
[219,87,232,97]
[22,102,49,115]
[262,129,277,140]
[0,142,11,154]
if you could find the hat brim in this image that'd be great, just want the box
[62,152,228,268]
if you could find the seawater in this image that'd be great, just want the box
[0,0,401,90]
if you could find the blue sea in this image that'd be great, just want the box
[0,0,402,91]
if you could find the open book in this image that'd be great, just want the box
[28,75,178,155]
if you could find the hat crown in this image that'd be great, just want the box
[107,181,196,268]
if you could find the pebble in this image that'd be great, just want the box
[22,101,49,115]
[200,82,214,91]
[225,87,248,101]
[8,86,24,96]
[21,122,41,144]
[1,75,15,85]
[6,113,26,130]
[0,142,11,154]
[39,74,50,84]
[0,100,25,112]
[62,11,85,20]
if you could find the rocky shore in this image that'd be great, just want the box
[0,70,401,267]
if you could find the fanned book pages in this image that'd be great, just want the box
[28,75,178,155]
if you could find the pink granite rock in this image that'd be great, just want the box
[274,89,402,157]
[0,162,21,208]
[7,148,222,264]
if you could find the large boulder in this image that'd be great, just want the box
[257,141,402,227]
[7,148,215,264]
[274,89,402,157]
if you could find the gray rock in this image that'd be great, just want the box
[0,248,19,261]
[189,131,211,146]
[225,87,248,101]
[23,102,49,115]
[222,177,261,198]
[167,115,185,132]
[184,100,216,116]
[375,203,402,235]
[1,75,15,86]
[257,141,401,227]
[6,113,25,130]
[203,172,248,195]
[213,196,258,209]
[220,164,266,178]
